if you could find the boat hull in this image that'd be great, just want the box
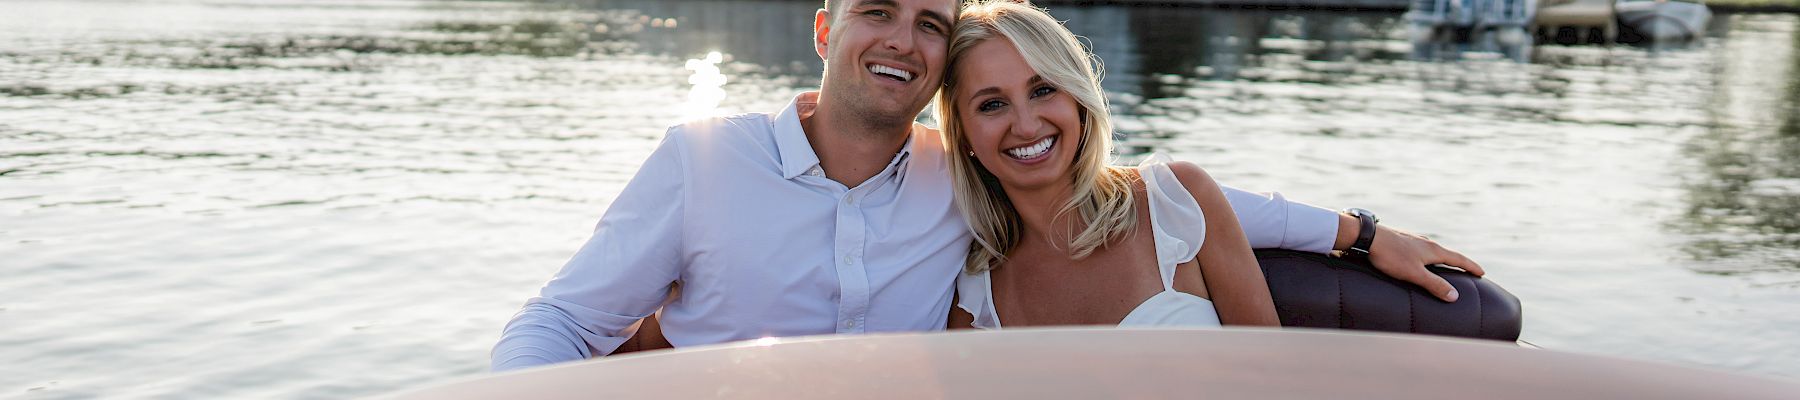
[1617,1,1712,42]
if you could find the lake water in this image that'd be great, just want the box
[3,0,1798,398]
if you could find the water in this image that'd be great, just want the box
[2,0,1796,398]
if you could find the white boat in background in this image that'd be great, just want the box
[1404,0,1540,61]
[1535,0,1619,43]
[1616,0,1713,42]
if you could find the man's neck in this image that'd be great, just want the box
[799,94,915,188]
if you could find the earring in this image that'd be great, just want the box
[967,150,975,157]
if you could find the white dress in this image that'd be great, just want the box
[956,155,1223,329]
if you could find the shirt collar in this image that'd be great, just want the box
[773,91,917,180]
[774,92,822,180]
[886,135,915,172]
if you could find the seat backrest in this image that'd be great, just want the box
[1255,249,1523,342]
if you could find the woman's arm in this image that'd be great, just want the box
[1168,162,1280,326]
[946,292,976,330]
[611,312,674,355]
[947,307,977,330]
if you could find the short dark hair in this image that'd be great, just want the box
[826,0,967,20]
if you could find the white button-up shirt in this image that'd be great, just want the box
[491,92,1339,371]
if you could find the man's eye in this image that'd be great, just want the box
[977,99,1005,113]
[866,10,889,19]
[920,21,940,33]
[1032,86,1056,98]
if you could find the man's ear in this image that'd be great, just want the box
[813,8,831,61]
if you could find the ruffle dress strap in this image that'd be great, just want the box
[955,269,1001,329]
[1136,153,1207,290]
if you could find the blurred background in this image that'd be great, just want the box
[2,0,1797,398]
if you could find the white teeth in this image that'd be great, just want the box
[868,64,912,82]
[1005,136,1055,159]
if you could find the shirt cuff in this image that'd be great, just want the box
[1279,196,1341,254]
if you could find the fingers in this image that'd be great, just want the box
[1443,248,1485,277]
[1422,238,1486,277]
[1395,229,1487,277]
[1402,267,1460,302]
[1372,226,1479,301]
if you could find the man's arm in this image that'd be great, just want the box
[1333,213,1486,302]
[1218,186,1485,303]
[490,130,690,372]
[1219,186,1341,253]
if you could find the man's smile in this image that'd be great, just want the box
[867,62,916,83]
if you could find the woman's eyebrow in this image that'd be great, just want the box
[966,74,1044,100]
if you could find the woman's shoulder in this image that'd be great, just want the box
[1136,155,1221,202]
[1164,161,1220,195]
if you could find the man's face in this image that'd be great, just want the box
[814,0,956,128]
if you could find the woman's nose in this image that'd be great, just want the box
[1010,102,1043,138]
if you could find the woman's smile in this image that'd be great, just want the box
[1003,135,1055,163]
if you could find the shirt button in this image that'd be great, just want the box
[843,320,856,328]
[842,255,853,265]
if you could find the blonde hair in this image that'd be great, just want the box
[936,0,1137,274]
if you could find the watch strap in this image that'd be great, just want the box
[1346,209,1377,260]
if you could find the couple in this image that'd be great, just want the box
[492,0,1482,371]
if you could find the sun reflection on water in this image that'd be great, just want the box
[682,51,729,119]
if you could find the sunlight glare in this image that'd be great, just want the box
[682,51,729,119]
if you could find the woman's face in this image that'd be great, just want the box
[953,38,1084,195]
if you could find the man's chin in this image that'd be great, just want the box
[821,86,928,129]
[860,108,922,130]
[851,100,927,127]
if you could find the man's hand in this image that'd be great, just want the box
[1366,226,1485,303]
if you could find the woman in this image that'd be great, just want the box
[941,0,1280,329]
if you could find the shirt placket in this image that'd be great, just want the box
[832,182,872,334]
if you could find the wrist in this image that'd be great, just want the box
[1333,212,1358,251]
[1342,208,1379,260]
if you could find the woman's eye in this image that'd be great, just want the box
[1031,86,1056,98]
[977,99,1005,113]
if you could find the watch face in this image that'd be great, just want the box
[1347,208,1379,223]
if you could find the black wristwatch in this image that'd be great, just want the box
[1343,208,1379,261]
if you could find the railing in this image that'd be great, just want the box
[1406,0,1536,28]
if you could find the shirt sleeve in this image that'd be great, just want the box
[1218,185,1340,254]
[490,129,689,372]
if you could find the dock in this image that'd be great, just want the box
[1036,0,1411,10]
[1025,0,1800,13]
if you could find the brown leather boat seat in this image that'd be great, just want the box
[613,250,1524,355]
[1256,249,1523,342]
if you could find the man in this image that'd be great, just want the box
[491,0,1482,372]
